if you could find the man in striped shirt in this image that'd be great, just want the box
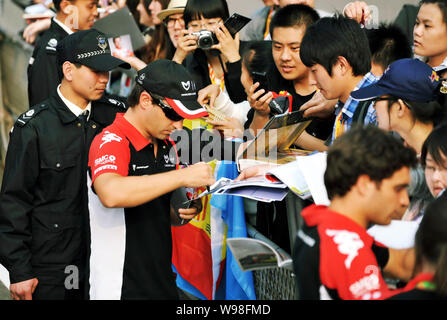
[300,15,379,144]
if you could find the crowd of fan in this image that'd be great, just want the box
[5,0,447,300]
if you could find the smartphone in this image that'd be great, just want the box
[251,71,270,93]
[171,187,191,213]
[252,71,285,114]
[223,13,251,38]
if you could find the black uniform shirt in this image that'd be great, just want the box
[27,19,69,108]
[0,92,125,286]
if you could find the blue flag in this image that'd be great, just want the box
[210,161,256,300]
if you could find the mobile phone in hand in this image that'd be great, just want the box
[171,187,192,212]
[223,13,251,38]
[251,71,270,93]
[251,71,285,114]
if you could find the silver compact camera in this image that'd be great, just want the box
[191,30,218,50]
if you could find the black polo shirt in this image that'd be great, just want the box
[87,113,179,300]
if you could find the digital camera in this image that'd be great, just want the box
[191,30,218,50]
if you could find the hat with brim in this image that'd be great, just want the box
[76,54,130,72]
[57,29,130,72]
[136,59,208,120]
[164,97,208,119]
[351,58,441,102]
[157,0,186,22]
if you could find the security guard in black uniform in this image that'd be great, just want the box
[0,29,129,300]
[27,0,98,107]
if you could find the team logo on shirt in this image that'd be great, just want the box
[100,131,122,148]
[349,265,381,300]
[325,229,364,269]
[164,154,175,163]
[163,154,176,168]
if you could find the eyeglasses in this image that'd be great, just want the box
[149,93,184,122]
[374,97,412,109]
[164,16,185,28]
[188,19,222,30]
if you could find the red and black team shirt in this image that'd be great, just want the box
[87,113,179,300]
[292,204,407,300]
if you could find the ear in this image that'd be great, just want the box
[354,174,376,198]
[62,61,74,81]
[334,56,351,77]
[396,99,408,118]
[59,0,73,14]
[138,91,153,110]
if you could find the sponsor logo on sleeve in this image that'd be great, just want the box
[100,131,123,148]
[95,155,116,166]
[94,164,118,176]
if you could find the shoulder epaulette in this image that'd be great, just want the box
[98,95,128,110]
[16,103,48,127]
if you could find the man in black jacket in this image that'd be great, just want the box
[27,0,98,108]
[0,29,129,300]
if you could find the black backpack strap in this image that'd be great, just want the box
[352,100,374,124]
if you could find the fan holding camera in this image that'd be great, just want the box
[172,0,251,105]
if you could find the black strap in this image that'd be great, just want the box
[352,100,373,124]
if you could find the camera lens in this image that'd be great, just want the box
[199,36,212,49]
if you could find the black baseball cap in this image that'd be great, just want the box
[135,60,208,119]
[57,29,130,71]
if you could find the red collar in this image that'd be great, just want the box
[113,113,151,151]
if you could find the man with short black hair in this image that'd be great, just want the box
[87,59,215,300]
[240,0,370,41]
[247,4,333,144]
[300,15,379,144]
[27,0,98,107]
[293,125,418,300]
[0,29,129,300]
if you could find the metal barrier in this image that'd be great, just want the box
[246,223,299,300]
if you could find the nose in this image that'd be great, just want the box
[92,5,99,18]
[432,168,443,182]
[280,48,291,61]
[98,71,109,83]
[400,190,410,208]
[172,119,183,130]
[174,19,184,29]
[413,23,422,38]
[308,71,317,86]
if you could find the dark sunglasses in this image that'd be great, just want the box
[149,93,184,122]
